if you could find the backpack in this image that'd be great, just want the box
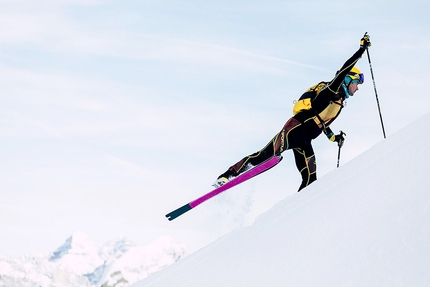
[292,81,327,115]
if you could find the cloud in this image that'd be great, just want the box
[0,1,326,78]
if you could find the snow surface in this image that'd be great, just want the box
[134,112,430,287]
[0,231,186,287]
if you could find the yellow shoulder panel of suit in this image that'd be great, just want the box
[293,98,312,115]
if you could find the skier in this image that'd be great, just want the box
[213,34,372,191]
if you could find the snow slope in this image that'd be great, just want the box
[134,112,430,287]
[0,232,186,287]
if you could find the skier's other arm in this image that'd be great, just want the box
[324,128,345,146]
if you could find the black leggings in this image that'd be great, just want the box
[225,117,317,191]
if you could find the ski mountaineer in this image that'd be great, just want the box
[213,34,372,192]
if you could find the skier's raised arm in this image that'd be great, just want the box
[327,34,371,94]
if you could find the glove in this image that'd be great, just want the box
[334,133,345,147]
[360,34,371,49]
[329,131,346,147]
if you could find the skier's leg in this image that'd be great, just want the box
[293,144,317,191]
[214,117,302,187]
[217,140,275,181]
[226,117,303,176]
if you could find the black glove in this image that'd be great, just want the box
[334,132,345,147]
[360,34,371,49]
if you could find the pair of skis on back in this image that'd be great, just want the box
[165,155,283,221]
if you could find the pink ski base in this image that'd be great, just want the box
[189,155,282,209]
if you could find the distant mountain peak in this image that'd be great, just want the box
[49,231,99,261]
[100,235,136,261]
[1,232,187,287]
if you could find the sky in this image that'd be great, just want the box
[1,0,430,255]
[136,111,430,287]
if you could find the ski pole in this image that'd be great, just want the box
[336,131,346,168]
[364,33,386,139]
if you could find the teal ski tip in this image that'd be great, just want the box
[166,203,192,221]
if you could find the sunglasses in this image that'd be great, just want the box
[347,72,364,84]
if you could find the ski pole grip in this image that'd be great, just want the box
[338,130,346,148]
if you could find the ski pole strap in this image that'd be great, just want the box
[315,114,328,134]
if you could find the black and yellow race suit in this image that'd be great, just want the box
[294,46,365,140]
[218,46,366,191]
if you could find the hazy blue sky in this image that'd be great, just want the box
[1,0,430,255]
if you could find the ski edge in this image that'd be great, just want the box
[165,155,283,221]
[189,155,282,209]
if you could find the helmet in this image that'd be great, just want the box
[344,67,364,85]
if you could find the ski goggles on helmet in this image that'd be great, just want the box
[346,71,364,84]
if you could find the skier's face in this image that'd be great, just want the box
[348,82,359,96]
